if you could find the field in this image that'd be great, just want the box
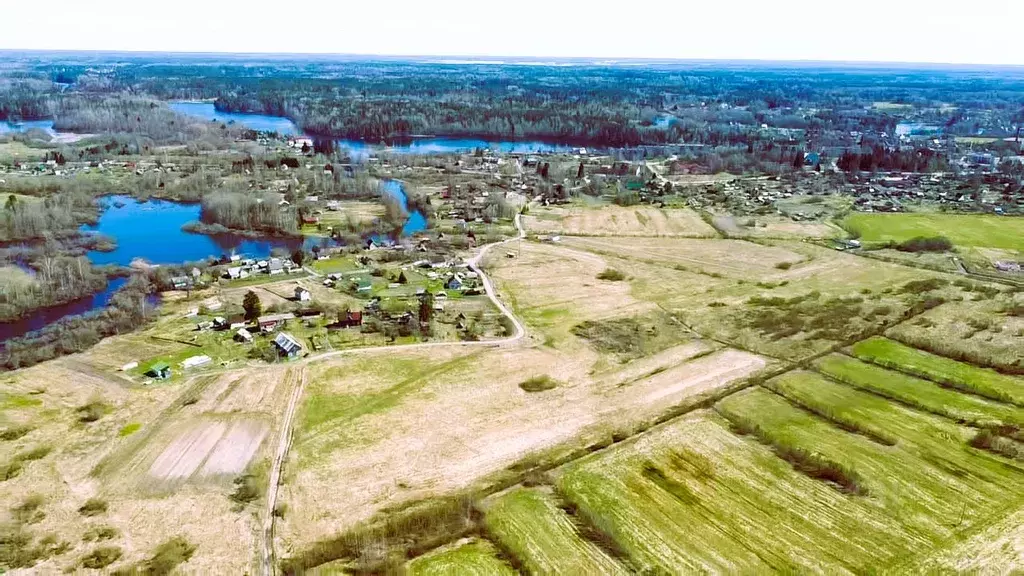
[850,336,1024,405]
[885,297,1024,374]
[841,212,1024,251]
[406,538,516,576]
[0,357,298,573]
[523,204,717,237]
[711,213,840,239]
[482,487,627,574]
[6,200,1024,574]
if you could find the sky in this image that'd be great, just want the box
[4,0,1024,65]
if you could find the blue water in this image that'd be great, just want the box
[0,120,58,137]
[169,101,302,135]
[0,277,126,342]
[381,180,428,236]
[82,196,309,266]
[168,102,576,155]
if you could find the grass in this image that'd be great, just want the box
[842,213,1024,251]
[851,337,1024,406]
[280,496,477,575]
[482,487,628,575]
[519,375,559,393]
[406,539,517,576]
[815,353,1024,427]
[557,411,919,572]
[118,422,142,437]
[762,371,898,447]
[571,312,691,361]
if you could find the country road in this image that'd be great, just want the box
[260,213,529,575]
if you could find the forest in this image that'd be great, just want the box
[4,53,1024,149]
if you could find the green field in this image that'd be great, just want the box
[851,337,1024,406]
[814,354,1024,427]
[483,487,628,575]
[406,539,516,576]
[547,379,1024,573]
[842,213,1024,251]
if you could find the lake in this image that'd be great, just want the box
[169,101,576,155]
[82,195,310,266]
[169,102,302,135]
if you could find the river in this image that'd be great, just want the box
[169,101,576,155]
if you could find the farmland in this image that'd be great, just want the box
[851,336,1024,405]
[841,212,1024,250]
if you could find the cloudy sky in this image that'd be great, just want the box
[4,0,1023,65]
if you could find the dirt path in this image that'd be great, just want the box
[262,366,307,576]
[261,214,529,575]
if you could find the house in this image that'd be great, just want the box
[335,310,363,328]
[258,313,296,333]
[120,361,139,372]
[170,276,192,290]
[145,362,171,380]
[269,259,285,275]
[445,276,462,290]
[191,267,202,279]
[215,315,246,330]
[235,328,254,343]
[301,214,319,225]
[354,278,373,293]
[182,355,212,370]
[295,287,312,302]
[273,332,303,358]
[226,266,243,280]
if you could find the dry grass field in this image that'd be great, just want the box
[0,356,297,573]
[712,213,841,239]
[523,204,717,237]
[5,199,1023,574]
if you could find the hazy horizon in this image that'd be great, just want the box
[6,0,1024,67]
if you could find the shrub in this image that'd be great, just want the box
[895,236,953,253]
[81,546,123,569]
[17,446,51,461]
[969,429,1024,460]
[774,261,793,270]
[0,425,32,442]
[230,474,260,505]
[899,278,947,295]
[146,536,197,576]
[596,268,626,281]
[78,498,108,517]
[76,400,111,423]
[0,460,24,481]
[83,526,120,542]
[519,375,558,393]
[273,503,289,518]
[12,494,45,524]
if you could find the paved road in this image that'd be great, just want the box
[261,213,529,575]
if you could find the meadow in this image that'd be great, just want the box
[841,212,1024,251]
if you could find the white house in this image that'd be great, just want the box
[295,287,312,302]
